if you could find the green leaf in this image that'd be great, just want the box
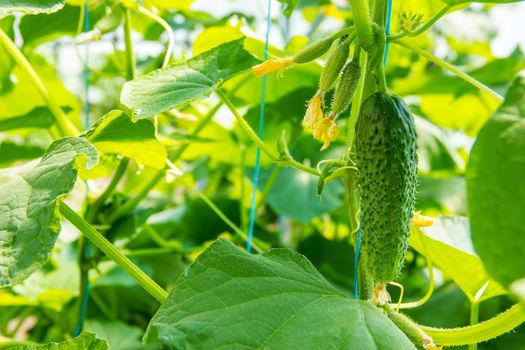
[0,106,55,132]
[144,239,416,349]
[84,320,144,350]
[83,110,167,169]
[0,0,65,17]
[467,76,525,289]
[9,331,107,350]
[410,217,506,302]
[120,38,259,118]
[0,137,98,287]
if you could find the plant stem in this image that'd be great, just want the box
[422,304,525,346]
[392,39,504,102]
[389,5,452,40]
[256,165,280,210]
[59,202,168,303]
[194,191,263,253]
[468,301,480,350]
[106,169,165,224]
[138,6,174,68]
[123,8,135,81]
[346,50,369,152]
[218,89,320,176]
[0,29,79,137]
[348,0,374,52]
[88,158,130,223]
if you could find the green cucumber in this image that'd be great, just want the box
[355,92,418,284]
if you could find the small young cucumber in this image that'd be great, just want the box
[319,39,350,92]
[293,37,335,64]
[330,60,361,115]
[355,93,418,284]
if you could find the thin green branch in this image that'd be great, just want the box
[138,6,174,68]
[392,39,504,102]
[88,158,130,223]
[0,29,79,137]
[123,8,135,80]
[194,190,263,253]
[106,169,165,224]
[389,5,452,40]
[218,89,278,161]
[346,50,368,152]
[422,304,525,346]
[59,202,168,303]
[217,89,320,176]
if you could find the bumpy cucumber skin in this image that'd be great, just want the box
[331,60,360,114]
[355,93,418,284]
[319,40,349,91]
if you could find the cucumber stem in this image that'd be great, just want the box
[0,29,79,137]
[422,304,525,346]
[59,202,169,303]
[392,39,504,102]
[348,0,375,52]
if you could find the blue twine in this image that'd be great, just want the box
[246,0,271,253]
[74,0,91,337]
[384,0,393,64]
[353,227,363,299]
[354,0,393,299]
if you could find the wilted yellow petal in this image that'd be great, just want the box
[303,94,323,130]
[251,57,293,76]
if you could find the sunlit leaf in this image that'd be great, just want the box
[121,39,259,118]
[411,216,507,302]
[83,110,167,169]
[0,0,65,17]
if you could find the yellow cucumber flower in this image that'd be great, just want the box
[412,211,434,227]
[251,57,293,76]
[313,116,339,151]
[303,93,324,130]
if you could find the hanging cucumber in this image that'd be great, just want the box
[355,92,418,285]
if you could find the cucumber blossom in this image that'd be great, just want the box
[319,39,349,91]
[355,93,418,284]
[331,60,360,115]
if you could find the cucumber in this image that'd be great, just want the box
[319,39,349,92]
[355,92,418,284]
[331,60,360,115]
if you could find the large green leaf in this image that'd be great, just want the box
[0,0,65,17]
[144,239,416,349]
[410,217,506,302]
[10,331,107,349]
[0,137,97,287]
[120,38,259,118]
[467,76,525,289]
[83,110,167,169]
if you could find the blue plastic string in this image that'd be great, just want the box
[384,0,393,64]
[354,0,393,299]
[74,0,91,337]
[246,0,272,253]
